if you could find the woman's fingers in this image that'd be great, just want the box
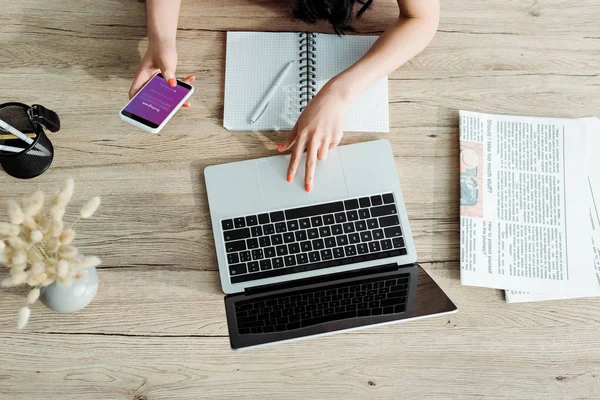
[304,141,320,192]
[129,68,156,99]
[317,141,330,161]
[287,136,307,183]
[278,123,298,152]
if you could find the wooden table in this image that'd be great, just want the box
[1,1,599,398]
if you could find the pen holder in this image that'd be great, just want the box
[0,102,60,179]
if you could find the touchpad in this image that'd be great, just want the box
[257,151,349,210]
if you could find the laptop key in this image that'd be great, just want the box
[222,219,234,230]
[348,233,360,244]
[367,218,378,229]
[307,228,319,239]
[324,237,336,248]
[379,215,400,228]
[226,240,246,253]
[311,216,323,227]
[229,264,247,276]
[335,212,347,223]
[382,193,394,204]
[359,197,371,208]
[247,238,259,249]
[370,195,383,206]
[270,211,285,222]
[259,236,271,247]
[336,235,348,246]
[358,208,370,219]
[252,249,264,260]
[321,249,333,260]
[297,253,309,264]
[288,243,300,254]
[319,226,331,237]
[276,245,288,256]
[371,204,397,218]
[355,221,367,231]
[295,230,308,241]
[275,222,287,233]
[301,241,312,252]
[313,239,325,250]
[360,231,373,242]
[323,214,335,225]
[284,256,296,266]
[369,241,381,253]
[309,251,320,262]
[287,220,299,231]
[344,199,359,210]
[227,253,240,264]
[332,224,344,235]
[272,257,284,268]
[263,224,275,235]
[240,251,251,262]
[385,226,403,238]
[258,213,270,224]
[283,233,295,243]
[246,215,258,226]
[285,201,344,220]
[392,237,405,247]
[224,228,250,242]
[347,210,359,221]
[357,244,368,254]
[333,248,344,258]
[344,245,357,257]
[248,262,260,272]
[234,217,246,228]
[381,239,392,250]
[358,309,371,317]
[343,223,354,233]
[271,234,283,245]
[373,229,384,240]
[299,218,311,229]
[251,226,263,237]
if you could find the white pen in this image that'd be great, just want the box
[0,118,34,145]
[0,144,46,157]
[249,61,294,124]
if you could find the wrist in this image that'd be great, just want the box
[322,74,359,106]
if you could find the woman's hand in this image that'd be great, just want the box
[277,84,347,192]
[128,39,194,107]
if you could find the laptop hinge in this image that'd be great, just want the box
[243,262,403,296]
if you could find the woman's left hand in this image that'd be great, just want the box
[277,85,347,192]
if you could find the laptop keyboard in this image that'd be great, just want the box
[234,273,410,334]
[221,193,407,284]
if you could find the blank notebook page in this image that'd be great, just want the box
[224,32,300,131]
[315,34,389,133]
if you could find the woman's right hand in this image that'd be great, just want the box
[128,39,193,107]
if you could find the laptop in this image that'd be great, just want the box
[205,140,456,349]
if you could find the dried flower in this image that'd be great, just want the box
[82,256,102,268]
[8,200,25,225]
[27,288,40,304]
[30,230,43,243]
[17,307,31,330]
[1,179,101,329]
[23,190,44,217]
[80,196,101,219]
[59,229,75,245]
[51,220,64,237]
[0,222,20,236]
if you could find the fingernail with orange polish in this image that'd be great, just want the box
[287,174,293,182]
[277,144,283,151]
[305,184,312,192]
[189,76,196,82]
[183,103,190,108]
[168,78,177,87]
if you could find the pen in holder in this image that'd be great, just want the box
[0,102,60,179]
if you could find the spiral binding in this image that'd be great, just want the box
[298,33,317,112]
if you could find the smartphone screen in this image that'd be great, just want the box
[121,74,192,129]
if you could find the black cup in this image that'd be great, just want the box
[0,103,60,179]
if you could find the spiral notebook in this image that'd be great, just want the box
[224,31,389,132]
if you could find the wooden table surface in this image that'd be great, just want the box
[1,0,599,399]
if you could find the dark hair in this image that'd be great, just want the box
[293,0,374,35]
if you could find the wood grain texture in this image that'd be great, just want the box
[0,0,599,398]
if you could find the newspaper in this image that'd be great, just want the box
[459,111,598,296]
[506,117,600,303]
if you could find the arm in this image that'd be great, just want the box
[278,0,440,191]
[129,0,194,102]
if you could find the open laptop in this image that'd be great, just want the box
[205,140,456,349]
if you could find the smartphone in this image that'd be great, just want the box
[119,73,194,134]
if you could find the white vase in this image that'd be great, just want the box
[40,266,98,313]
